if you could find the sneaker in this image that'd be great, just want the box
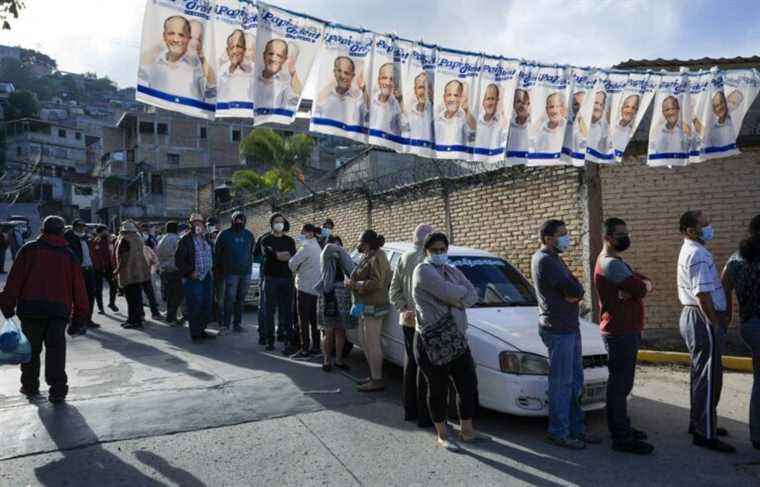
[48,394,66,404]
[545,434,586,450]
[97,309,106,315]
[291,351,311,360]
[630,427,648,441]
[88,321,101,329]
[217,327,230,336]
[692,434,736,453]
[108,304,119,312]
[612,439,655,455]
[123,322,141,329]
[199,331,216,340]
[572,432,603,445]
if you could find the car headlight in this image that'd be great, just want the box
[499,351,550,375]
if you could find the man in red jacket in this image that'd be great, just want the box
[91,225,119,314]
[594,217,654,455]
[0,215,89,403]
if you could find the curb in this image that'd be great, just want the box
[637,350,753,372]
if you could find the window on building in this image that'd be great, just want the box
[58,129,67,138]
[200,126,207,139]
[35,183,53,202]
[139,121,155,134]
[157,123,168,135]
[167,153,180,164]
[151,174,163,194]
[232,129,241,142]
[75,132,82,140]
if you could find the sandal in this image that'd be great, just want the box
[334,362,350,371]
[322,363,333,372]
[357,381,385,392]
[459,431,490,443]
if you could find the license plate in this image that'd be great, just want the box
[581,383,606,404]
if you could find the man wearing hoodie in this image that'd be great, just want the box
[0,215,89,403]
[215,211,256,335]
[65,219,99,329]
[389,224,433,427]
[289,223,323,358]
[254,213,296,353]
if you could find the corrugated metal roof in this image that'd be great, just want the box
[614,56,760,71]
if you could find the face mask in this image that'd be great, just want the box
[556,235,571,253]
[233,220,244,229]
[428,253,448,266]
[321,228,332,238]
[273,223,285,232]
[194,225,204,235]
[614,235,631,252]
[74,231,85,238]
[701,225,714,242]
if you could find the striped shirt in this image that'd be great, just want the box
[192,235,213,281]
[677,239,726,311]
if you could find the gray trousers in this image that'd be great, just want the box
[679,306,725,440]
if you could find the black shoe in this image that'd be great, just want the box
[716,427,728,437]
[291,351,311,360]
[265,343,275,351]
[753,441,760,450]
[152,312,164,320]
[123,321,141,329]
[108,304,119,312]
[282,346,297,356]
[630,427,648,441]
[692,434,736,453]
[233,325,246,333]
[97,309,106,315]
[19,386,40,398]
[322,363,333,372]
[199,331,216,340]
[612,439,654,455]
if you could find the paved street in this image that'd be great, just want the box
[0,274,758,485]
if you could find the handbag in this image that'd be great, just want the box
[419,309,467,366]
[0,318,31,365]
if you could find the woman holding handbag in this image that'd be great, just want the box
[412,232,480,451]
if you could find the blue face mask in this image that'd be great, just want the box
[557,235,571,253]
[321,228,332,238]
[701,225,714,242]
[428,253,448,266]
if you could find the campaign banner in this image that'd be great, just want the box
[213,0,257,118]
[309,25,373,143]
[718,68,760,154]
[560,67,597,166]
[505,64,531,164]
[433,48,481,160]
[253,2,324,126]
[604,71,658,162]
[399,42,437,157]
[647,71,694,167]
[687,69,728,162]
[137,0,218,119]
[366,35,411,152]
[470,56,520,163]
[523,64,571,166]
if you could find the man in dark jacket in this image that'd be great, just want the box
[215,211,255,334]
[0,215,90,403]
[175,213,216,342]
[65,219,99,328]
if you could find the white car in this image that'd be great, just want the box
[347,242,609,417]
[245,263,261,307]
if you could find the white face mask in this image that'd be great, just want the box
[74,231,85,238]
[273,222,285,232]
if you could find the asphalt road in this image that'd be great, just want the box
[0,278,758,485]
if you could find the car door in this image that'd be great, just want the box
[380,249,404,366]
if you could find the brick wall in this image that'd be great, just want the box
[600,148,760,329]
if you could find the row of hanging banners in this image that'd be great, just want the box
[137,0,760,167]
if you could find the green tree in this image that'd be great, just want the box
[5,89,39,119]
[233,128,313,196]
[0,0,23,30]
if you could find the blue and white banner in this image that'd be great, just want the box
[560,67,596,166]
[137,0,218,120]
[433,49,481,160]
[399,41,437,157]
[367,35,411,152]
[647,70,694,167]
[309,24,373,143]
[253,2,324,126]
[722,68,760,146]
[213,0,257,118]
[688,68,730,162]
[523,64,572,166]
[606,71,658,162]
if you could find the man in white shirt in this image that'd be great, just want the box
[531,92,567,154]
[587,91,609,154]
[404,72,434,142]
[254,38,302,113]
[677,210,735,453]
[473,83,506,150]
[434,79,476,147]
[370,63,405,136]
[139,15,211,101]
[288,224,323,358]
[315,56,366,127]
[652,96,689,155]
[704,91,736,149]
[507,89,531,156]
[612,94,640,155]
[218,29,254,103]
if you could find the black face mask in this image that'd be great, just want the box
[233,221,244,230]
[613,235,631,252]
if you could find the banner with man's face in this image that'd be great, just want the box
[309,25,373,143]
[469,56,520,164]
[601,71,658,162]
[366,35,411,152]
[137,0,218,120]
[719,68,760,153]
[647,71,693,167]
[253,2,324,126]
[560,67,596,166]
[399,41,437,157]
[687,69,730,162]
[523,64,572,166]
[433,48,482,160]
[213,0,257,118]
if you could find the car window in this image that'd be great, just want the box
[388,251,401,270]
[449,256,537,307]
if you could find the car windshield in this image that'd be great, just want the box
[449,256,537,307]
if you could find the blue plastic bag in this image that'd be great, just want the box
[350,303,365,318]
[0,318,20,352]
[0,318,31,365]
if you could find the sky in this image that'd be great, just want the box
[1,0,759,91]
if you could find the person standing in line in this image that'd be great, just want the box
[722,214,760,451]
[390,223,434,427]
[91,226,119,314]
[65,219,99,329]
[175,214,217,343]
[289,223,323,358]
[157,221,183,325]
[0,216,89,403]
[594,217,654,455]
[215,211,256,335]
[115,221,150,329]
[677,210,735,453]
[531,219,601,450]
[318,219,335,248]
[141,223,158,250]
[254,213,296,353]
[9,223,24,261]
[141,238,163,321]
[347,230,391,393]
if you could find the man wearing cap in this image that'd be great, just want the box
[214,211,256,335]
[115,221,150,329]
[175,214,216,342]
[0,216,89,403]
[65,219,99,329]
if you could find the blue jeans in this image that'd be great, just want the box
[540,329,585,438]
[221,274,251,329]
[741,318,760,443]
[603,333,641,443]
[183,274,212,338]
[262,277,294,345]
